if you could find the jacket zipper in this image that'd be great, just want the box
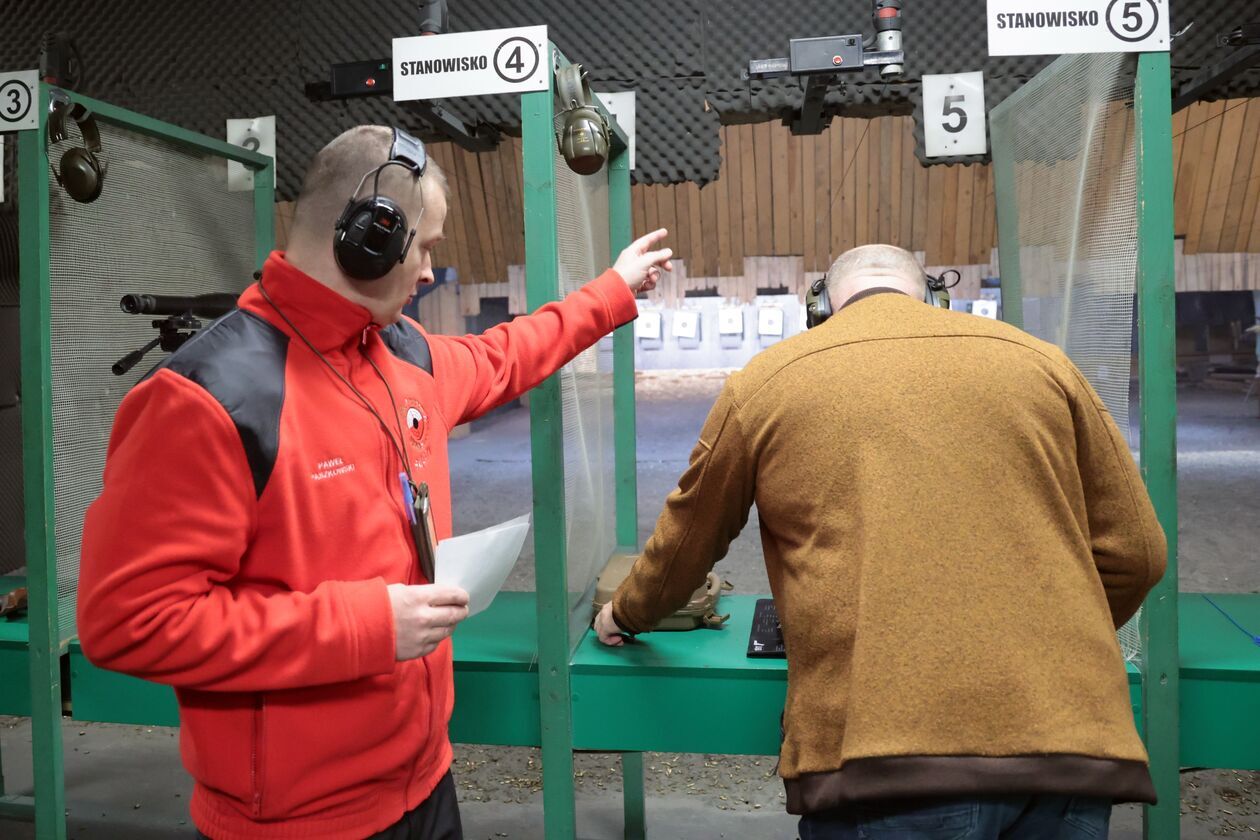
[361,330,431,796]
[250,693,265,816]
[359,332,420,586]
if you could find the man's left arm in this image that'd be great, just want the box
[602,385,756,641]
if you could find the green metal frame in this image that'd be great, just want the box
[8,83,272,840]
[992,53,1181,840]
[1134,50,1180,840]
[522,42,636,840]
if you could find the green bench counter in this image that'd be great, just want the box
[2,580,1257,769]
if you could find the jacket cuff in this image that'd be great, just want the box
[341,578,397,677]
[610,591,647,636]
[588,269,640,329]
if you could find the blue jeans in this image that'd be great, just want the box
[798,796,1111,840]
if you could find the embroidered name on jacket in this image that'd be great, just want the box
[311,457,356,481]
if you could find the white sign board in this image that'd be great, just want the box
[226,116,276,192]
[757,306,784,337]
[394,26,548,101]
[718,307,744,336]
[972,300,999,319]
[0,70,38,132]
[987,0,1170,56]
[923,72,987,157]
[673,310,699,340]
[595,90,635,170]
[635,310,662,340]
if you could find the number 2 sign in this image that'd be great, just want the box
[922,71,987,158]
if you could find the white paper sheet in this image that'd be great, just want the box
[434,513,530,617]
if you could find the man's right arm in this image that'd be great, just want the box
[1069,368,1168,627]
[77,371,398,693]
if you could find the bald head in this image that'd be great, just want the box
[824,244,925,309]
[291,125,448,240]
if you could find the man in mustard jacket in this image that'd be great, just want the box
[596,244,1166,839]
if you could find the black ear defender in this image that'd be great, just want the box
[925,268,960,309]
[47,89,105,204]
[555,63,610,176]
[333,127,428,281]
[805,268,960,328]
[806,277,832,328]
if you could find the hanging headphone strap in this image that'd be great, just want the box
[47,88,72,144]
[71,103,103,155]
[556,63,591,111]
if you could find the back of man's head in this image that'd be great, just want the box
[288,125,448,252]
[825,244,925,309]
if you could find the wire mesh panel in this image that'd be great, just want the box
[991,53,1142,662]
[46,119,256,640]
[0,201,22,574]
[551,115,616,645]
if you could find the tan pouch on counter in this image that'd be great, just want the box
[591,553,732,631]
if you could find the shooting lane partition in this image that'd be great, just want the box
[6,47,1259,840]
[0,84,273,839]
[992,52,1260,840]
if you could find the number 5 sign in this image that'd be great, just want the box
[0,70,39,131]
[922,71,987,157]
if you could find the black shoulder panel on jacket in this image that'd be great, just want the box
[144,310,289,497]
[380,320,433,376]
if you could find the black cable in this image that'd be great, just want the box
[258,277,416,488]
[827,119,874,216]
[365,351,414,477]
[1173,99,1249,139]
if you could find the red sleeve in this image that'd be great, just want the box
[76,371,396,692]
[425,269,638,427]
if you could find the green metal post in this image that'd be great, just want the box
[1135,51,1180,840]
[608,146,638,550]
[621,751,646,840]
[19,83,68,840]
[606,138,646,840]
[522,47,577,840]
[991,121,1024,330]
[254,160,276,265]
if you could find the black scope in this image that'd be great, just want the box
[119,293,238,318]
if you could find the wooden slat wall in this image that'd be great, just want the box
[1176,98,1260,255]
[273,103,1260,328]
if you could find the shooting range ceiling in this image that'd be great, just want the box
[1,0,1257,198]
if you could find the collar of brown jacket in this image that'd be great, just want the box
[838,286,909,310]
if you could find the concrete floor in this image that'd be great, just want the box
[2,373,1258,838]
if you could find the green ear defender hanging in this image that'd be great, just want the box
[555,63,610,176]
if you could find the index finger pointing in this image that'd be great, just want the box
[632,228,668,253]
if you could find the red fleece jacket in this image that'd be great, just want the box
[77,252,638,839]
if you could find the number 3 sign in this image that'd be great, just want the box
[0,70,39,131]
[922,71,987,158]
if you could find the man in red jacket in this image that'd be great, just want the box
[77,125,671,840]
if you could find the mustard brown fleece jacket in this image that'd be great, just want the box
[611,290,1166,813]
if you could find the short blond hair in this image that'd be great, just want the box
[292,125,447,236]
[825,244,924,297]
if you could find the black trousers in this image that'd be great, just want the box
[196,771,463,840]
